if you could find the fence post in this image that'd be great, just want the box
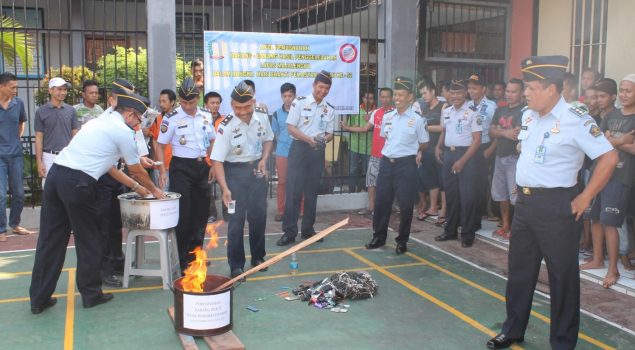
[146,0,176,106]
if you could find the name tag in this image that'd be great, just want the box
[534,145,546,164]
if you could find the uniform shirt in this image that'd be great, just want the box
[210,110,274,163]
[54,110,140,180]
[441,101,482,147]
[380,106,429,158]
[73,102,104,128]
[34,102,78,152]
[516,97,613,188]
[369,106,393,158]
[286,94,335,139]
[272,105,292,158]
[157,106,215,159]
[468,97,497,144]
[0,96,27,157]
[104,106,149,156]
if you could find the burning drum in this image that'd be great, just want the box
[173,275,234,336]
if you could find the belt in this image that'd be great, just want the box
[518,186,575,196]
[445,146,468,152]
[224,159,261,168]
[43,149,62,155]
[172,155,205,162]
[382,155,415,163]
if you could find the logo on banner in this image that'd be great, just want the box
[208,41,225,60]
[339,43,358,63]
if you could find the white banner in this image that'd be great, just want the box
[203,31,360,115]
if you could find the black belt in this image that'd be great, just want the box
[172,155,205,162]
[224,159,261,168]
[43,149,62,155]
[382,155,415,163]
[518,186,576,196]
[444,146,468,152]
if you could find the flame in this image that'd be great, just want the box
[180,220,225,293]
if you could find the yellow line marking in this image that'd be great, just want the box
[344,249,524,350]
[246,262,427,282]
[64,268,76,350]
[104,286,164,294]
[403,251,616,350]
[1,267,72,278]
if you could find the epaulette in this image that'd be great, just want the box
[469,105,478,111]
[296,96,307,101]
[326,102,334,109]
[165,109,178,119]
[413,110,423,117]
[220,115,233,126]
[569,105,588,117]
[521,106,529,112]
[255,106,267,114]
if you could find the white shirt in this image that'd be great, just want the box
[441,101,482,147]
[380,106,429,158]
[157,106,215,158]
[516,97,613,188]
[54,110,139,180]
[211,111,274,163]
[286,94,335,139]
[468,97,497,144]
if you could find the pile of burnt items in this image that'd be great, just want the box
[291,271,378,310]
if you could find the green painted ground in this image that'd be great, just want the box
[0,229,633,349]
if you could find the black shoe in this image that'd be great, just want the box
[461,240,474,248]
[435,233,458,241]
[83,293,114,308]
[276,235,296,246]
[365,237,386,249]
[300,232,315,239]
[486,333,524,349]
[230,268,246,282]
[31,297,57,314]
[102,275,123,288]
[395,243,408,255]
[251,259,268,272]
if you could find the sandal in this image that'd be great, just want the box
[493,228,506,236]
[434,217,446,226]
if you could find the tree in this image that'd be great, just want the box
[0,16,35,72]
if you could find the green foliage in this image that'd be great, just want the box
[35,65,95,106]
[0,16,35,71]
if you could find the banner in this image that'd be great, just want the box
[203,31,360,115]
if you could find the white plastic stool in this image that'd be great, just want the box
[122,228,180,290]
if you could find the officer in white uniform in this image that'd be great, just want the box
[277,70,336,246]
[434,79,482,247]
[30,91,164,313]
[156,77,215,270]
[487,56,618,350]
[467,74,498,221]
[365,77,429,254]
[211,81,274,278]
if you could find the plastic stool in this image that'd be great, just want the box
[122,228,180,290]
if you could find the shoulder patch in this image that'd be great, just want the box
[589,125,602,137]
[296,96,307,101]
[255,106,267,114]
[220,115,233,126]
[165,109,178,119]
[160,124,168,133]
[569,106,588,117]
[413,110,423,117]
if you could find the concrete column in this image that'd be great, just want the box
[70,0,84,67]
[147,0,176,106]
[378,0,419,87]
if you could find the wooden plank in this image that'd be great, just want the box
[167,306,199,350]
[202,332,245,350]
[213,217,349,291]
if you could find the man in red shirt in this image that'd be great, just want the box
[341,87,394,214]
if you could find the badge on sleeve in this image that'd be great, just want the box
[160,124,168,133]
[589,125,602,137]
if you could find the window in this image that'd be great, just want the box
[1,7,45,78]
[176,12,208,62]
[570,0,608,77]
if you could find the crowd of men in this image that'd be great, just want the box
[0,53,633,350]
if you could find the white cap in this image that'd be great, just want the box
[622,74,635,85]
[48,77,69,89]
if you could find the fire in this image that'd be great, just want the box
[180,220,225,293]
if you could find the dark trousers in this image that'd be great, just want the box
[502,187,581,350]
[475,142,492,219]
[282,141,324,238]
[169,157,211,269]
[30,164,104,306]
[96,173,124,277]
[442,147,478,241]
[372,156,417,244]
[225,161,267,269]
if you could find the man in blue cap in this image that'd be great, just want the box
[487,56,618,349]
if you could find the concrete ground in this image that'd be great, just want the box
[1,207,634,349]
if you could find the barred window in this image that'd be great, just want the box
[570,0,608,77]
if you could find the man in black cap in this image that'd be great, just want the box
[30,90,165,313]
[277,70,336,246]
[364,77,429,254]
[156,77,215,270]
[210,81,274,278]
[487,56,617,349]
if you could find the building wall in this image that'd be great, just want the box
[604,0,635,80]
[508,0,535,79]
[536,0,572,57]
